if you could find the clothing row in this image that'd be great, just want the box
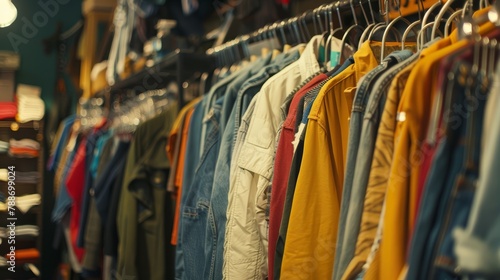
[168,8,500,280]
[48,100,178,279]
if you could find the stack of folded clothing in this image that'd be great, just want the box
[15,194,41,213]
[16,85,44,123]
[0,169,39,184]
[0,102,17,120]
[5,248,40,264]
[8,138,40,158]
[0,225,39,238]
[0,140,8,153]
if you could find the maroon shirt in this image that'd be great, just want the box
[268,73,328,279]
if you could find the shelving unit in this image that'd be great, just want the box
[95,49,216,107]
[0,120,44,279]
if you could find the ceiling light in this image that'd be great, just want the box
[0,0,17,28]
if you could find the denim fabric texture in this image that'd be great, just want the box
[89,131,112,180]
[431,73,488,279]
[180,97,223,280]
[333,50,413,280]
[47,115,75,170]
[205,54,298,280]
[78,128,109,247]
[176,97,207,279]
[453,63,500,278]
[52,138,80,223]
[219,55,272,133]
[94,141,130,225]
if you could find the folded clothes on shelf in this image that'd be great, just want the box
[0,169,39,184]
[16,86,44,123]
[8,139,40,158]
[0,102,17,120]
[0,140,8,153]
[4,248,40,263]
[0,192,40,213]
[0,225,39,238]
[9,139,40,150]
[15,194,41,213]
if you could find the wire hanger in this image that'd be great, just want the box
[444,9,464,38]
[340,0,366,64]
[358,0,379,49]
[380,8,417,61]
[431,0,457,40]
[419,0,454,47]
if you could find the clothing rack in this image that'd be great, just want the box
[207,0,381,67]
[89,0,380,108]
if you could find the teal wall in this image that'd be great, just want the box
[0,0,82,110]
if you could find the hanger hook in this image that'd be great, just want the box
[301,11,311,40]
[367,0,376,24]
[336,2,343,30]
[316,5,325,33]
[279,21,288,46]
[328,4,334,33]
[350,0,359,26]
[312,7,319,35]
[358,0,370,26]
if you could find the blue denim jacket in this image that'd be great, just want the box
[47,115,75,170]
[176,97,207,279]
[202,55,271,280]
[430,72,487,279]
[179,96,223,280]
[205,50,300,280]
[78,128,109,247]
[452,62,500,278]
